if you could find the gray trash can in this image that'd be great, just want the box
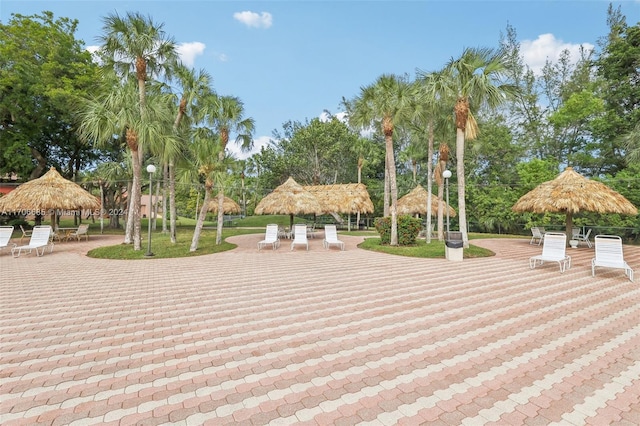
[445,232,464,262]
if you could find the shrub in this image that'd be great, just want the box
[374,215,422,245]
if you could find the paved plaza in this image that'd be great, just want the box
[1,231,639,425]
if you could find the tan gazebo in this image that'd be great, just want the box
[397,185,456,217]
[207,195,241,214]
[255,177,323,230]
[0,167,100,229]
[512,167,638,237]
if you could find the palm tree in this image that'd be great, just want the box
[412,73,457,242]
[98,11,177,250]
[349,136,378,227]
[204,95,255,245]
[433,47,518,247]
[77,73,175,248]
[186,126,222,252]
[169,63,213,243]
[348,74,413,245]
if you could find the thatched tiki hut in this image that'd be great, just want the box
[254,177,323,230]
[207,195,241,214]
[304,183,374,230]
[512,167,637,237]
[397,185,456,217]
[0,167,100,228]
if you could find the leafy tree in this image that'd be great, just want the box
[512,159,560,230]
[0,12,100,180]
[465,117,523,233]
[548,89,604,171]
[594,5,640,174]
[272,117,360,185]
[349,135,382,225]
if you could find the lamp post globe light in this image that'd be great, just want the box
[145,164,157,257]
[442,169,452,235]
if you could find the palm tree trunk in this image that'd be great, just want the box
[162,163,168,233]
[356,161,363,227]
[130,149,143,250]
[383,165,390,218]
[169,160,177,243]
[426,120,434,244]
[190,184,212,252]
[456,127,469,248]
[437,179,445,241]
[386,134,399,246]
[216,190,224,245]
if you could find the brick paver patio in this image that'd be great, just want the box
[1,231,639,425]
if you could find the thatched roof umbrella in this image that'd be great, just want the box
[397,184,456,217]
[512,166,637,237]
[0,167,100,228]
[304,183,374,214]
[304,183,374,230]
[254,177,323,230]
[207,195,241,214]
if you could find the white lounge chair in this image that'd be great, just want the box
[529,232,571,273]
[0,226,16,253]
[258,224,280,251]
[67,224,90,241]
[530,227,545,245]
[11,225,54,257]
[323,224,344,251]
[591,235,634,282]
[575,228,593,248]
[291,224,309,251]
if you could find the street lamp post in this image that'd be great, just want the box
[145,164,156,257]
[443,169,452,236]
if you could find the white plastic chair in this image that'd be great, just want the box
[529,232,571,273]
[291,224,309,251]
[0,226,16,253]
[323,225,344,251]
[591,235,634,282]
[19,224,32,244]
[11,225,54,257]
[576,228,593,248]
[530,227,545,245]
[257,224,280,251]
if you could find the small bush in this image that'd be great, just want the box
[374,215,422,245]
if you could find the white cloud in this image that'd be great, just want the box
[520,33,594,75]
[233,11,273,29]
[176,41,206,67]
[86,45,101,63]
[319,111,348,124]
[227,135,273,160]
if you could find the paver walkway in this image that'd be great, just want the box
[1,232,639,425]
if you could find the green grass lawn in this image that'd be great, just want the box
[357,236,494,259]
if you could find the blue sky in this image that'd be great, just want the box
[2,1,639,159]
